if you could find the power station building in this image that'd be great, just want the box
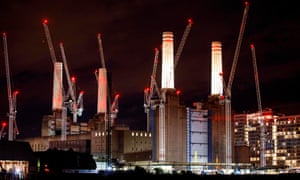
[21,36,237,172]
[14,30,300,173]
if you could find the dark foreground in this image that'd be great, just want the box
[27,172,300,180]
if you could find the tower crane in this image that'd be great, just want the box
[250,44,265,167]
[2,32,19,141]
[223,1,250,165]
[144,48,160,132]
[42,19,57,64]
[96,32,114,168]
[59,42,84,124]
[0,121,7,140]
[97,33,106,69]
[42,18,65,138]
[110,93,120,126]
[174,18,193,70]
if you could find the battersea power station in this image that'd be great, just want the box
[3,3,300,174]
[20,29,300,173]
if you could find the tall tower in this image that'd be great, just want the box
[161,32,174,89]
[207,41,226,165]
[154,31,187,163]
[97,68,107,115]
[52,62,63,112]
[51,62,63,136]
[211,41,223,96]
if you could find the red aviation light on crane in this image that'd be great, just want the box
[244,1,249,6]
[71,76,76,83]
[144,87,150,93]
[187,18,193,25]
[1,122,7,127]
[42,18,48,24]
[13,90,19,95]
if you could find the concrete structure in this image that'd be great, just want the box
[161,32,174,89]
[97,68,107,114]
[205,95,228,164]
[151,31,187,163]
[211,41,223,96]
[203,41,230,164]
[52,62,63,112]
[153,89,187,162]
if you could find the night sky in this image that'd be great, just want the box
[0,0,299,139]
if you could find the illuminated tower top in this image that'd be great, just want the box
[161,32,174,89]
[211,41,223,96]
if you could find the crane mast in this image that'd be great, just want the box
[110,93,120,126]
[42,19,57,64]
[174,18,193,69]
[224,1,250,165]
[97,33,106,69]
[3,32,19,141]
[148,48,160,104]
[58,42,84,140]
[250,44,265,167]
[59,42,83,123]
[144,48,160,131]
[0,121,7,140]
[42,18,65,123]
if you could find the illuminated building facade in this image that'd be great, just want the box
[186,102,212,167]
[234,109,300,167]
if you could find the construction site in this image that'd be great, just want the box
[1,1,300,177]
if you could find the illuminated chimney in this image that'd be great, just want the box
[52,62,63,111]
[97,68,107,114]
[161,32,174,89]
[211,41,223,96]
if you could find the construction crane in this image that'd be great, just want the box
[42,18,65,137]
[59,42,84,124]
[174,18,193,70]
[0,121,7,140]
[110,93,120,127]
[144,48,160,132]
[250,43,265,167]
[2,32,19,141]
[42,19,57,64]
[97,33,106,69]
[223,1,250,165]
